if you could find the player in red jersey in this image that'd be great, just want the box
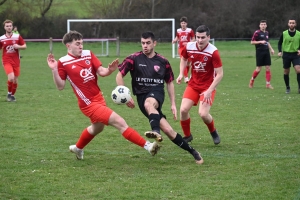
[116,31,203,165]
[249,20,275,89]
[176,25,223,145]
[0,19,27,102]
[46,30,160,160]
[172,16,195,83]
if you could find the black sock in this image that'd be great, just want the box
[149,113,161,133]
[297,73,300,89]
[171,133,195,154]
[284,74,290,89]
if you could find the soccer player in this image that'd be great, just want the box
[176,25,223,145]
[46,30,160,160]
[249,20,275,89]
[172,16,195,83]
[0,19,27,102]
[116,31,203,165]
[277,19,300,94]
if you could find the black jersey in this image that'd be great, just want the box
[118,51,174,95]
[251,29,269,50]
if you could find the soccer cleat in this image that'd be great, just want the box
[191,150,204,165]
[286,88,290,94]
[144,130,163,142]
[69,145,84,160]
[183,134,193,143]
[147,141,160,156]
[211,130,220,145]
[266,84,274,89]
[249,79,254,88]
[184,77,190,83]
[7,94,12,102]
[10,95,16,102]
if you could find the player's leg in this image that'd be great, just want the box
[265,51,273,89]
[249,51,263,88]
[283,54,291,93]
[108,111,160,156]
[180,86,198,142]
[199,90,220,145]
[159,118,203,165]
[265,65,273,89]
[69,122,105,160]
[3,63,14,101]
[292,55,300,93]
[10,66,20,101]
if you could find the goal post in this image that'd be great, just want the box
[67,18,176,58]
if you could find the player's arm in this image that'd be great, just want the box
[267,42,275,55]
[116,72,125,85]
[97,58,119,77]
[176,56,188,84]
[207,67,223,93]
[47,54,66,90]
[13,43,27,50]
[166,81,177,120]
[172,36,178,44]
[277,34,283,56]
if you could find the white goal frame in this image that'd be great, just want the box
[67,18,176,58]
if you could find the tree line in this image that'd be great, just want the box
[0,0,299,40]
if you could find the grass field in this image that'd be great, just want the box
[0,40,299,200]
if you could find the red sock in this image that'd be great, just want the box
[180,118,191,137]
[12,83,18,95]
[122,127,146,147]
[205,120,216,133]
[184,66,190,77]
[7,81,12,93]
[266,71,271,82]
[251,70,260,79]
[76,128,95,149]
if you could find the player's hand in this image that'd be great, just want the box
[270,49,275,55]
[176,74,183,84]
[171,104,177,120]
[200,90,212,105]
[297,50,300,56]
[108,58,119,72]
[126,98,135,109]
[278,52,282,57]
[47,53,58,70]
[13,44,20,49]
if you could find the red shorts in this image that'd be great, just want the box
[183,86,216,106]
[80,93,113,125]
[3,62,20,76]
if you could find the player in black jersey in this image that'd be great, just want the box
[116,31,203,164]
[249,20,275,89]
[278,19,300,94]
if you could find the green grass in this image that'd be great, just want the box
[0,40,299,200]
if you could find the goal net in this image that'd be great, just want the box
[67,18,176,58]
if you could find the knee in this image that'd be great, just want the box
[180,106,189,115]
[198,111,208,120]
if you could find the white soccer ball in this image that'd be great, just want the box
[111,85,132,105]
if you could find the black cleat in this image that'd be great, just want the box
[7,94,12,102]
[191,150,204,165]
[183,134,193,143]
[286,88,290,94]
[211,130,220,145]
[10,95,16,102]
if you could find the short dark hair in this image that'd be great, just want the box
[260,20,267,24]
[196,25,210,36]
[180,16,188,23]
[141,31,156,41]
[62,30,83,45]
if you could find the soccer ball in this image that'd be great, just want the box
[111,85,132,105]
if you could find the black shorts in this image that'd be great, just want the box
[256,49,271,66]
[136,89,166,119]
[282,52,300,69]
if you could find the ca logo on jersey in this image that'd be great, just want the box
[194,61,206,72]
[6,45,15,53]
[80,67,95,83]
[180,35,188,41]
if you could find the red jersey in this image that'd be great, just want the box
[176,28,195,49]
[182,42,222,91]
[0,33,25,66]
[58,50,102,108]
